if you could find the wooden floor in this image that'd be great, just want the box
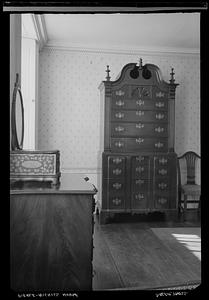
[92,213,201,290]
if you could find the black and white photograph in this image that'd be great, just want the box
[6,1,206,298]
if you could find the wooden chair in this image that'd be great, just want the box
[177,151,201,221]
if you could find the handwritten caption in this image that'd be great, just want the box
[17,293,78,298]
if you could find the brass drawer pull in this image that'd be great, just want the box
[136,111,145,116]
[112,182,122,190]
[115,90,125,96]
[155,142,164,148]
[158,169,167,175]
[112,168,122,175]
[136,156,145,162]
[136,138,144,144]
[115,141,124,148]
[112,157,122,164]
[136,179,145,185]
[112,198,122,205]
[136,123,144,129]
[158,182,167,189]
[115,112,125,119]
[155,113,165,120]
[155,102,165,108]
[136,166,144,173]
[158,198,167,204]
[115,126,125,132]
[156,91,165,98]
[155,126,164,133]
[136,100,144,106]
[159,158,168,164]
[135,193,144,200]
[115,100,125,106]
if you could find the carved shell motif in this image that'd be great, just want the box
[132,87,150,98]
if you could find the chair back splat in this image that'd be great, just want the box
[178,151,200,185]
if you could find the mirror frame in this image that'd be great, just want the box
[11,73,24,150]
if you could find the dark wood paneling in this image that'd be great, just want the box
[10,193,93,291]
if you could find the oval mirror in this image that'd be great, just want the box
[11,73,24,150]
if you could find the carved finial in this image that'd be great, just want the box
[138,58,143,70]
[106,65,111,81]
[170,67,175,84]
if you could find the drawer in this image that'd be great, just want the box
[132,178,149,191]
[111,137,168,152]
[131,192,148,209]
[111,98,168,111]
[108,179,125,192]
[111,122,168,137]
[108,194,125,209]
[111,110,168,123]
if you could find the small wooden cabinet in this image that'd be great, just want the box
[98,59,179,224]
[10,174,97,291]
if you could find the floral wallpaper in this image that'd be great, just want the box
[38,48,200,187]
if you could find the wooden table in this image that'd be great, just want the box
[10,174,97,292]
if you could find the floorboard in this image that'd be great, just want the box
[93,215,201,290]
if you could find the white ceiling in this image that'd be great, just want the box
[42,13,200,53]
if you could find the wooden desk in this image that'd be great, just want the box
[10,174,97,292]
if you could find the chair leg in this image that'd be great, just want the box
[198,195,201,220]
[183,194,187,221]
[178,190,182,220]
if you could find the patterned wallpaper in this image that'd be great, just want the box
[38,48,200,182]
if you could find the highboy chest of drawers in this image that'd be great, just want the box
[98,59,179,224]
